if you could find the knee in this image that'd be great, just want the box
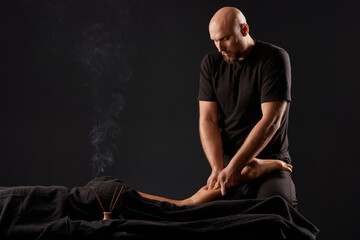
[254,171,297,208]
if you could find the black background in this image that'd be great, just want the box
[1,0,359,239]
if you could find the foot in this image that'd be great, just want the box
[240,158,292,181]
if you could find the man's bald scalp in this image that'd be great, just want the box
[209,6,247,30]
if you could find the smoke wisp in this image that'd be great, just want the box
[78,3,136,178]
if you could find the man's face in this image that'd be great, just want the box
[209,23,242,63]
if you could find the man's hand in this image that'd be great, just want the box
[207,168,221,190]
[215,166,241,196]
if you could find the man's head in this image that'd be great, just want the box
[209,7,253,63]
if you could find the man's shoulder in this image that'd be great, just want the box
[255,40,289,58]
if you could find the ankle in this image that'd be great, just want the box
[179,198,194,206]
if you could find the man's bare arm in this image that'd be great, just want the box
[217,100,288,195]
[199,101,223,189]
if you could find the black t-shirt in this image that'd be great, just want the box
[198,40,292,163]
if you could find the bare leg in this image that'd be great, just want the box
[136,192,186,205]
[138,158,292,206]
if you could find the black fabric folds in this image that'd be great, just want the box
[0,176,319,239]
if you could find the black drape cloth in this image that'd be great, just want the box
[0,176,319,240]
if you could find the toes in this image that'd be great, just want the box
[281,162,293,173]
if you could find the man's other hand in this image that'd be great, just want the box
[215,167,241,196]
[207,169,221,190]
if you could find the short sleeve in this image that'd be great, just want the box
[260,49,291,103]
[198,54,217,101]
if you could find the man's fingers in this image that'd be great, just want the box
[220,181,226,196]
[208,176,215,189]
[241,166,249,175]
[208,179,213,189]
[208,178,218,190]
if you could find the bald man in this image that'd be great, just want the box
[198,7,297,207]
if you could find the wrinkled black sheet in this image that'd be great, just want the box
[0,176,319,240]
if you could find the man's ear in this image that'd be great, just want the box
[241,23,249,36]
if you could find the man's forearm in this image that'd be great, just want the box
[199,119,223,170]
[228,117,281,171]
[229,102,286,170]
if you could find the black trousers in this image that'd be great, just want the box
[223,156,298,208]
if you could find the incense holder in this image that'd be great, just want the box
[103,211,112,220]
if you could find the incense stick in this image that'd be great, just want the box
[91,186,105,212]
[110,185,124,212]
[109,186,118,210]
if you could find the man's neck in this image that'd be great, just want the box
[238,37,256,62]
